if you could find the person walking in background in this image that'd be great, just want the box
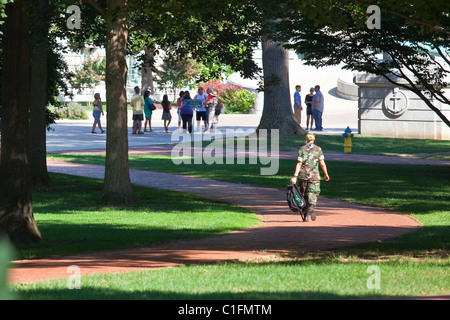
[91,93,105,134]
[143,90,155,132]
[161,94,172,133]
[211,100,222,134]
[293,85,302,126]
[193,87,208,131]
[305,87,315,130]
[131,86,145,134]
[204,89,219,134]
[177,91,184,131]
[312,85,324,131]
[180,91,193,134]
[205,87,214,129]
[290,131,330,222]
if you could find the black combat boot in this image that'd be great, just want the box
[309,205,316,221]
[302,206,309,222]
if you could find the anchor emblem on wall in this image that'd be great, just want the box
[383,87,409,117]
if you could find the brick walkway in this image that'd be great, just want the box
[9,157,422,284]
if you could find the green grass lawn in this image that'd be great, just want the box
[12,256,449,299]
[16,173,259,259]
[277,133,450,157]
[10,137,449,300]
[133,133,450,158]
[48,153,450,253]
[180,133,450,158]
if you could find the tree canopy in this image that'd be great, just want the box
[268,0,450,126]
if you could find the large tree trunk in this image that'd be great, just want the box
[30,0,51,187]
[0,0,43,244]
[257,39,305,136]
[102,0,137,204]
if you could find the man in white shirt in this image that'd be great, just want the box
[312,85,324,131]
[193,87,208,131]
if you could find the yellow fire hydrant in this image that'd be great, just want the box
[342,126,354,153]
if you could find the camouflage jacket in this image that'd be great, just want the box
[297,143,324,181]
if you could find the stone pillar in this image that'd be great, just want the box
[355,73,450,140]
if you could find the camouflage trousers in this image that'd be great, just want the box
[298,179,321,206]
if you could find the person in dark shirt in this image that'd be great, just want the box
[161,94,172,133]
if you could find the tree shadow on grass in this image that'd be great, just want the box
[17,223,256,259]
[23,174,259,259]
[14,223,449,266]
[12,287,375,300]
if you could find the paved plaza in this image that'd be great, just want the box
[46,64,359,153]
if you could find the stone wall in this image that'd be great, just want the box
[355,73,450,140]
[337,72,358,100]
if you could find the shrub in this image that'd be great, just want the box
[221,88,256,114]
[48,102,89,120]
[199,80,256,114]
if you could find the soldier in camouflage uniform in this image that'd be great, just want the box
[291,132,330,221]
